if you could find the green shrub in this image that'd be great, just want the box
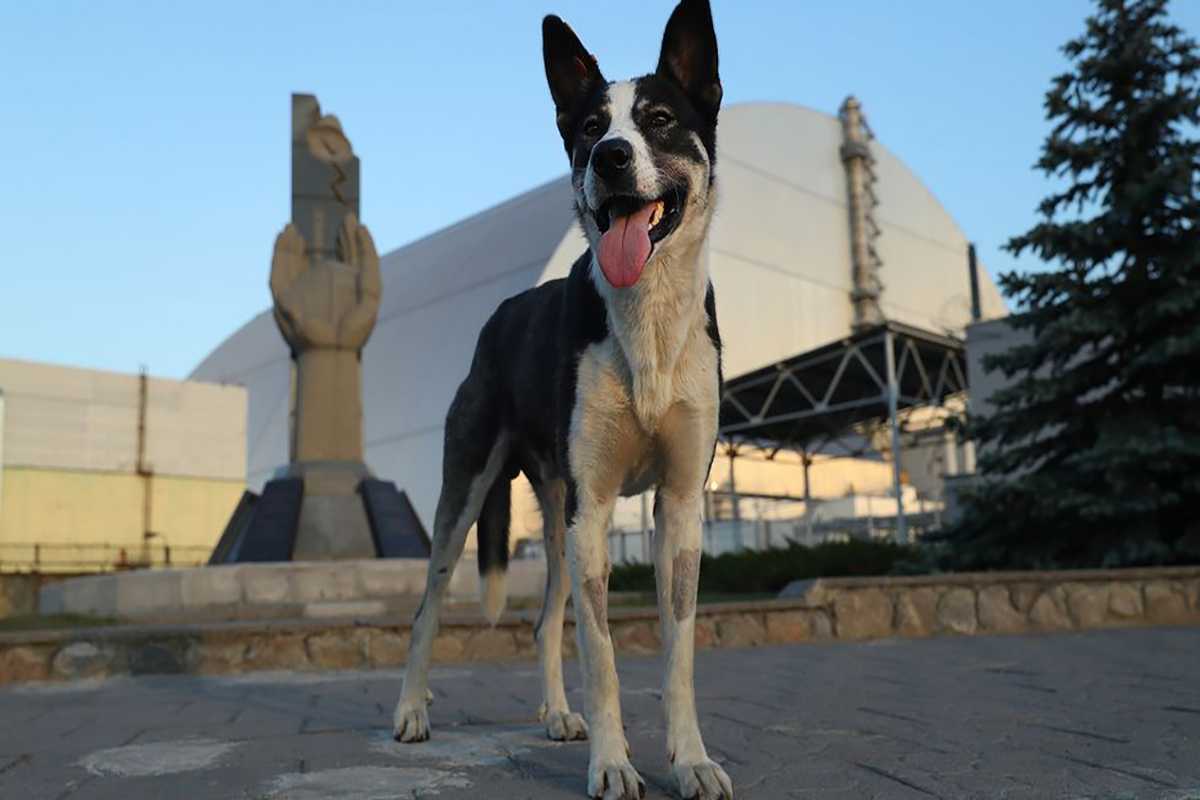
[608,539,919,595]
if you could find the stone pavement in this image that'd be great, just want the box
[1,627,1197,800]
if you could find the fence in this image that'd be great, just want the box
[0,542,212,573]
[605,497,941,565]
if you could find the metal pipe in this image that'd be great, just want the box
[137,367,155,559]
[884,330,909,544]
[968,243,982,322]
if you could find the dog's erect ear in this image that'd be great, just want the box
[543,15,604,139]
[656,0,722,120]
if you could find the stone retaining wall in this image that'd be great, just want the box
[2,566,1197,685]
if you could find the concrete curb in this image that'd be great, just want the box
[36,559,550,622]
[2,566,1198,685]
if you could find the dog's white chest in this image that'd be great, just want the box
[570,326,718,501]
[577,321,718,431]
[600,273,715,432]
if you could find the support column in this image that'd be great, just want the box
[884,330,909,544]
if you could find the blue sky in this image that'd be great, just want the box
[2,1,1197,379]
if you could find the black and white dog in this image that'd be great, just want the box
[394,2,730,798]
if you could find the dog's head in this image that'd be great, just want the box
[542,0,721,290]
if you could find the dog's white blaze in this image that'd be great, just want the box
[583,80,662,210]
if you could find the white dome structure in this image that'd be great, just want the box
[192,101,1007,539]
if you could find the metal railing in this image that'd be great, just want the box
[0,542,212,573]
[606,507,941,566]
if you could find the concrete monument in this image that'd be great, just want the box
[210,94,428,563]
[272,95,379,559]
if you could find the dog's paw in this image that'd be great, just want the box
[672,758,733,800]
[588,759,645,800]
[392,699,430,743]
[544,710,589,741]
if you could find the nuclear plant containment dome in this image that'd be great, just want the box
[192,102,1008,532]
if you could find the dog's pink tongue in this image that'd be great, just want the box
[598,202,656,288]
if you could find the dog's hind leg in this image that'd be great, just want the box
[653,406,732,800]
[531,475,589,742]
[394,382,508,743]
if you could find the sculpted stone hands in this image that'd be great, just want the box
[270,213,382,352]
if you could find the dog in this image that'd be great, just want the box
[393,2,730,798]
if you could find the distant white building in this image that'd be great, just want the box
[193,102,1007,547]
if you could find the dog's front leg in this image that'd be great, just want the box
[566,348,648,799]
[654,409,733,800]
[568,484,645,800]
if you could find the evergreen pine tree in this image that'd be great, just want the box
[941,0,1200,569]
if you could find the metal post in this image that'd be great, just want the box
[801,448,814,546]
[640,492,651,563]
[884,329,909,544]
[728,447,742,550]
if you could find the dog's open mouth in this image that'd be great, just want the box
[593,187,685,289]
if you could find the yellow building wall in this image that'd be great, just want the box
[0,467,243,571]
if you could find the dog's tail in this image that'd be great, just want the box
[476,471,512,626]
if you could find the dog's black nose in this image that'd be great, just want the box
[591,139,633,180]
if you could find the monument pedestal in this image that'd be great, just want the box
[290,461,376,560]
[210,462,429,564]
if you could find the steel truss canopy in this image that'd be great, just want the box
[718,321,968,452]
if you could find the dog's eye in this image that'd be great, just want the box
[582,118,602,137]
[650,111,673,128]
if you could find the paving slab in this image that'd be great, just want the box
[0,627,1197,799]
